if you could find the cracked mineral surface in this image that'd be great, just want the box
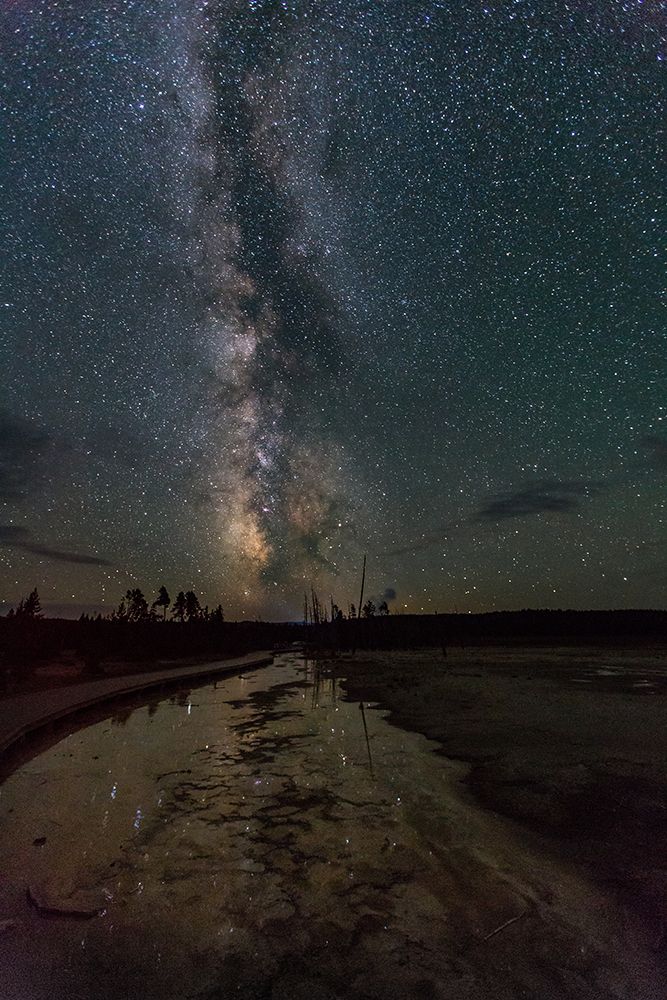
[0,651,665,999]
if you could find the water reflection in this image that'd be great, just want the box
[0,654,662,1000]
[0,656,406,997]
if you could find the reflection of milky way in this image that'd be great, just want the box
[1,1,663,617]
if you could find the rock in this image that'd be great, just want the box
[234,858,265,873]
[32,836,47,846]
[27,881,109,918]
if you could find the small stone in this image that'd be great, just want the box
[32,836,47,846]
[234,858,265,873]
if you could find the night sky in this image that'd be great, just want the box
[1,1,664,620]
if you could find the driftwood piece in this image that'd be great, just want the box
[481,910,527,942]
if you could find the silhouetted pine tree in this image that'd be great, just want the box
[15,588,42,618]
[125,588,148,622]
[153,585,170,620]
[114,599,128,621]
[171,591,187,622]
[184,590,202,621]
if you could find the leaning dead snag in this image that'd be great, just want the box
[351,553,367,655]
[358,554,366,621]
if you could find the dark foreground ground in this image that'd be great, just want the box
[337,646,667,952]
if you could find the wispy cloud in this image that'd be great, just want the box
[476,479,602,521]
[381,522,466,557]
[0,525,111,566]
[642,435,667,472]
[0,409,50,501]
[380,479,603,557]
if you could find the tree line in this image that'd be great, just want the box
[5,587,224,625]
[112,587,224,624]
[7,584,391,627]
[303,589,389,626]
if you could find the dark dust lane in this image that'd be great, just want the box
[0,653,663,999]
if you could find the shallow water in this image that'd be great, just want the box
[0,653,662,999]
[0,655,463,998]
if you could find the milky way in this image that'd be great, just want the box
[1,2,664,618]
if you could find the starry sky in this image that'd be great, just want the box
[0,0,665,620]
